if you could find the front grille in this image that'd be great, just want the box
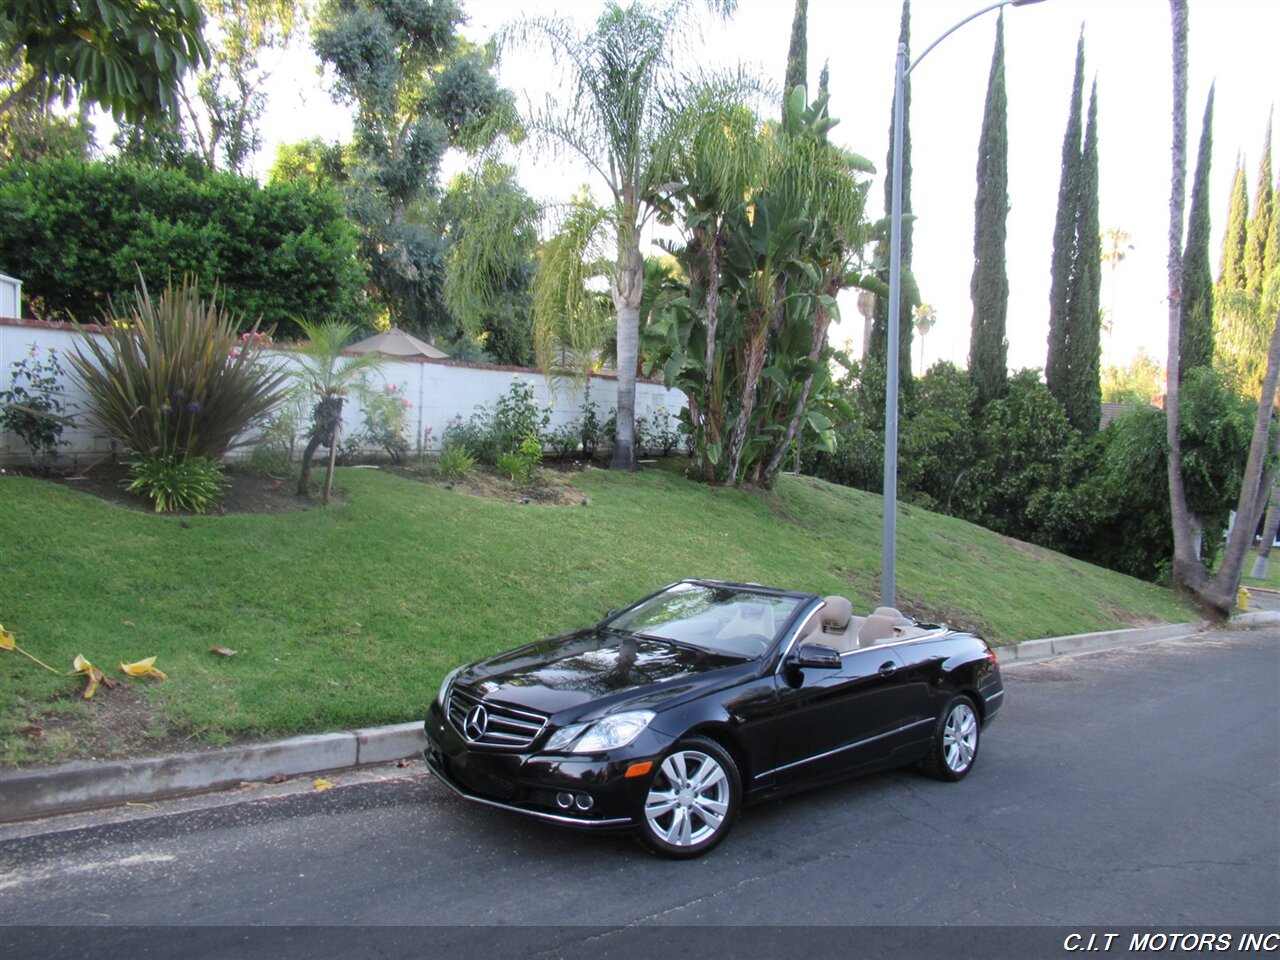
[447,686,547,750]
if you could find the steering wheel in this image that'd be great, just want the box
[735,633,771,657]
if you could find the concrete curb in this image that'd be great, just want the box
[0,722,427,823]
[994,620,1208,665]
[2,612,1277,824]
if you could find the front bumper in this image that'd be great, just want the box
[422,699,665,830]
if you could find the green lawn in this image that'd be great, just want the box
[0,466,1197,766]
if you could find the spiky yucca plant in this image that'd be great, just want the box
[70,276,291,462]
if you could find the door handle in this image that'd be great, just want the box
[878,662,897,676]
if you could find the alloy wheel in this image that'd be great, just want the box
[943,702,978,773]
[643,749,731,848]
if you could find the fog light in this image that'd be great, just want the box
[574,794,594,811]
[555,792,574,809]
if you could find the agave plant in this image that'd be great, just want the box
[70,276,291,463]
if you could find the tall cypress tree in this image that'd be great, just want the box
[784,0,808,109]
[1244,113,1274,296]
[1065,79,1102,436]
[869,0,914,398]
[1045,31,1085,411]
[968,12,1008,411]
[1219,159,1249,288]
[1180,85,1215,377]
[1267,172,1280,278]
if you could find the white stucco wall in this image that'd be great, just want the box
[0,319,686,467]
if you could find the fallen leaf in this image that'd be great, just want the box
[239,781,265,790]
[20,725,43,738]
[125,801,157,809]
[73,654,115,699]
[122,620,135,628]
[396,759,413,768]
[209,646,236,657]
[266,774,286,784]
[119,656,168,680]
[0,625,14,651]
[312,777,336,791]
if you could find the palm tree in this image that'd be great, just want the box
[291,319,385,501]
[507,0,736,471]
[913,303,937,373]
[1101,227,1133,350]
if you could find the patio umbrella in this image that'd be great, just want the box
[347,325,448,359]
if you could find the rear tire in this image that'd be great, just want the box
[638,736,741,859]
[921,695,980,782]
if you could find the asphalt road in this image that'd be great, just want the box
[1,627,1277,959]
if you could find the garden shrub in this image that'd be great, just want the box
[0,157,369,337]
[445,378,549,465]
[356,380,412,464]
[69,276,291,464]
[124,454,226,513]
[0,343,71,468]
[437,445,476,478]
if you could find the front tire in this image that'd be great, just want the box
[639,736,740,859]
[921,695,980,782]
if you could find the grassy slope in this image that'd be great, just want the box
[0,467,1196,764]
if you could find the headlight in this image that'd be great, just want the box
[544,710,655,753]
[436,667,461,708]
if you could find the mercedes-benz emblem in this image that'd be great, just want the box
[464,704,489,742]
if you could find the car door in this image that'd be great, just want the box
[765,646,910,789]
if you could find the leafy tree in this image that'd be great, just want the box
[0,158,368,337]
[0,0,209,122]
[1218,159,1248,287]
[1101,347,1163,406]
[866,0,916,402]
[968,13,1009,412]
[312,0,515,336]
[179,0,297,174]
[510,0,737,471]
[898,361,976,511]
[268,138,351,191]
[1244,114,1273,297]
[0,81,92,164]
[441,161,540,366]
[1180,85,1215,377]
[952,369,1080,542]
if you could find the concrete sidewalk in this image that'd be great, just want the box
[2,607,1277,824]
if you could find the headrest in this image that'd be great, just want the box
[859,613,900,645]
[820,596,853,631]
[871,606,913,626]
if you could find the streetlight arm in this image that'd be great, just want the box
[909,0,1044,75]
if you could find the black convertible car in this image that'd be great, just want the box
[423,579,1003,858]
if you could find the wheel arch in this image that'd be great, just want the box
[681,721,752,786]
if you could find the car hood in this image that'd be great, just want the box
[452,628,750,720]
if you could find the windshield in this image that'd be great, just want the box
[609,582,802,659]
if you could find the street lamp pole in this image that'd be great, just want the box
[881,0,1044,610]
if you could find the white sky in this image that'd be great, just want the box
[244,0,1279,374]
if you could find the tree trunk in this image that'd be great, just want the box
[610,241,643,472]
[1252,482,1280,579]
[1201,308,1280,612]
[1164,0,1208,599]
[297,433,324,496]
